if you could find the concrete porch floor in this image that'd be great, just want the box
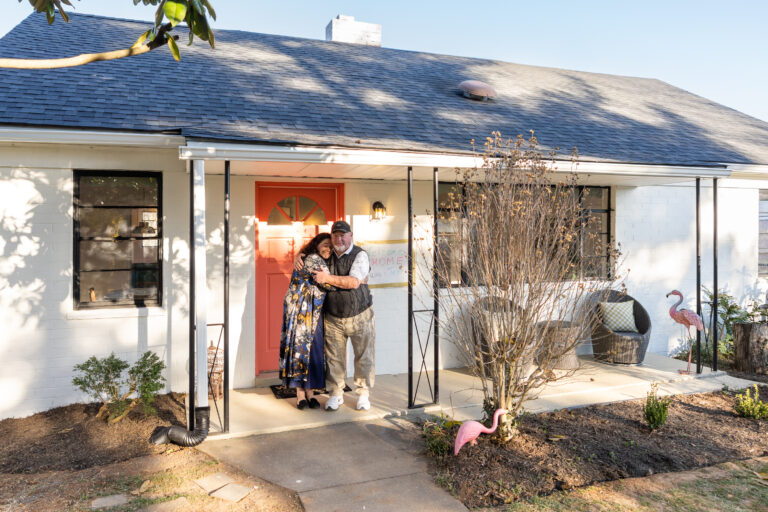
[204,353,758,442]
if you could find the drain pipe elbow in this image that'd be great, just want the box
[150,406,210,447]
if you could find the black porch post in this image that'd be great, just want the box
[696,178,702,373]
[713,178,719,372]
[433,167,439,404]
[188,159,196,430]
[223,160,231,432]
[407,166,414,408]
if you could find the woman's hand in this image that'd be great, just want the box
[294,252,306,271]
[313,268,330,284]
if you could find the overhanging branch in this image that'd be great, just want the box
[0,22,176,69]
[0,46,153,69]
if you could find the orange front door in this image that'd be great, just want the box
[254,182,344,375]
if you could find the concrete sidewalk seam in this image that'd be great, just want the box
[296,470,428,493]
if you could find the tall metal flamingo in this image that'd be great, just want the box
[666,290,704,374]
[454,408,508,455]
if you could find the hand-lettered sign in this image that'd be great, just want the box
[359,240,409,288]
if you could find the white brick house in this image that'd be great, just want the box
[1,13,768,420]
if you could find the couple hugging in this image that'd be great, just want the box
[277,220,375,411]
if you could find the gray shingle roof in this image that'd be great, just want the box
[2,13,768,166]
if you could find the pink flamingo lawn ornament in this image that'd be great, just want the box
[454,408,508,456]
[666,290,704,375]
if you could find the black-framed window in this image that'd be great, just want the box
[759,189,768,277]
[74,171,162,309]
[436,183,612,286]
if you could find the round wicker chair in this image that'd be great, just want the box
[589,290,652,365]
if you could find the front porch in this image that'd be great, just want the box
[204,354,755,441]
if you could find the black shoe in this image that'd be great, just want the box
[308,397,320,409]
[297,399,308,410]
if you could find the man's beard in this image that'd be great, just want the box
[333,244,346,252]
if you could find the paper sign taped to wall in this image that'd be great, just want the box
[358,240,408,288]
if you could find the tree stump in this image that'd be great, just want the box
[733,322,768,374]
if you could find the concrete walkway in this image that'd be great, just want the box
[198,417,468,511]
[196,354,760,511]
[204,353,756,439]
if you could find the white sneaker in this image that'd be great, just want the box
[325,395,343,411]
[356,396,371,411]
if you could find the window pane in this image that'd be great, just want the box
[583,256,608,279]
[304,207,326,225]
[79,268,159,304]
[267,206,292,225]
[278,196,296,220]
[80,240,158,270]
[298,196,327,225]
[583,187,608,209]
[79,207,158,238]
[438,183,462,210]
[79,176,159,207]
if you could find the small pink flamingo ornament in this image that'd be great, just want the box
[454,408,508,456]
[666,290,704,374]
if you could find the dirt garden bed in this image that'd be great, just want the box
[428,385,768,508]
[0,393,300,511]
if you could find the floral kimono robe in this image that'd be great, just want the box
[279,253,332,388]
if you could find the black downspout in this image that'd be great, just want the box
[433,167,439,405]
[150,159,210,447]
[224,160,230,433]
[713,178,718,372]
[695,178,702,373]
[188,159,196,430]
[407,166,414,409]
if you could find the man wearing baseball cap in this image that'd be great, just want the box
[311,220,375,411]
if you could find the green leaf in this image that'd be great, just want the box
[167,36,181,61]
[188,29,194,46]
[132,29,152,49]
[163,0,188,27]
[202,0,216,20]
[154,3,164,27]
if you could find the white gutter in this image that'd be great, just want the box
[179,141,731,179]
[0,126,186,147]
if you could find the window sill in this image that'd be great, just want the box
[66,307,167,321]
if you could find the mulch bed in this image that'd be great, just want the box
[0,393,186,474]
[431,385,768,508]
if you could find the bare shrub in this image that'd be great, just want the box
[424,131,624,440]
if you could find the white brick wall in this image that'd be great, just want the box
[1,142,765,420]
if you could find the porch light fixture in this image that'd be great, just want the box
[372,201,387,220]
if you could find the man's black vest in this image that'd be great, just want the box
[324,245,373,318]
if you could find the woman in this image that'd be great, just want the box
[278,233,333,409]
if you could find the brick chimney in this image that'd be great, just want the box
[325,15,382,46]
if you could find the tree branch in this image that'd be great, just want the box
[0,23,176,69]
[0,46,153,69]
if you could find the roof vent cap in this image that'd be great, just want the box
[459,80,496,101]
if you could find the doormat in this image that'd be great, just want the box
[269,384,352,400]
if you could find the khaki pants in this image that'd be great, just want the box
[324,307,375,397]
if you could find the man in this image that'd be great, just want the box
[309,220,375,411]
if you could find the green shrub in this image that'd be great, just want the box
[72,351,166,423]
[643,383,672,430]
[734,385,768,420]
[422,414,460,457]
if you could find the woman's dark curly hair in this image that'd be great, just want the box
[300,232,331,258]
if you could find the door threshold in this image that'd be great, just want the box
[253,371,281,388]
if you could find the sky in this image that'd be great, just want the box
[2,1,767,122]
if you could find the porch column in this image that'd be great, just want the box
[407,166,414,408]
[712,178,719,372]
[193,159,209,408]
[695,178,702,373]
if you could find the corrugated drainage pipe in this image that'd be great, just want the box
[150,406,209,447]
